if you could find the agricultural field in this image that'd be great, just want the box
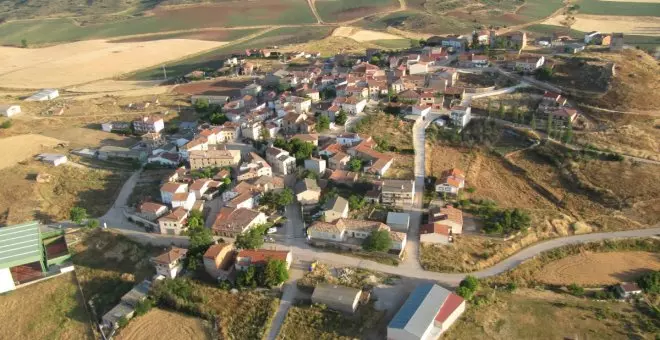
[372,39,415,49]
[315,0,399,23]
[575,0,660,17]
[331,26,408,43]
[110,28,263,43]
[535,252,660,285]
[117,308,212,340]
[0,272,92,340]
[444,288,660,340]
[128,26,334,80]
[0,134,65,170]
[0,39,226,88]
[541,15,660,37]
[173,78,257,98]
[0,0,315,46]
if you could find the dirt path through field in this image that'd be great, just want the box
[307,0,324,24]
[535,251,660,285]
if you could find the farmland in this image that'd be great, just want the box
[127,26,334,80]
[117,308,212,340]
[0,134,65,170]
[0,1,315,46]
[0,39,226,88]
[535,252,660,285]
[316,0,399,22]
[576,0,660,16]
[541,15,660,37]
[0,272,92,340]
[111,28,263,43]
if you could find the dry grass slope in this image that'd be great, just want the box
[117,308,212,340]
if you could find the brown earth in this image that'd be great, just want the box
[173,78,255,97]
[0,134,66,170]
[535,251,660,285]
[117,308,212,340]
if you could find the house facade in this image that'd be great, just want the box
[381,180,415,206]
[203,243,235,280]
[151,247,188,279]
[158,207,188,235]
[188,149,241,170]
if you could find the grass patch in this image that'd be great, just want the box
[354,112,413,151]
[0,273,91,340]
[516,0,565,20]
[277,302,384,339]
[523,24,586,39]
[371,38,414,49]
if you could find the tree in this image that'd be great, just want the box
[460,275,480,291]
[235,224,267,249]
[568,283,584,296]
[187,210,205,229]
[511,105,520,122]
[194,98,210,113]
[134,299,154,316]
[209,112,228,125]
[186,223,214,271]
[21,39,28,48]
[546,114,554,138]
[562,121,573,144]
[316,114,330,132]
[535,66,553,80]
[362,230,392,252]
[335,110,348,126]
[370,56,381,65]
[456,286,475,300]
[487,99,494,117]
[70,207,87,224]
[348,158,363,172]
[237,266,257,288]
[531,114,537,130]
[263,259,290,287]
[637,270,660,294]
[348,195,366,211]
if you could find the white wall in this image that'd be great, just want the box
[0,268,16,293]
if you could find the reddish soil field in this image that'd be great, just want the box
[114,29,256,43]
[333,6,397,22]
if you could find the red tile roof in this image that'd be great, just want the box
[435,293,464,323]
[139,202,167,214]
[203,243,233,259]
[152,247,188,265]
[161,182,185,194]
[236,249,290,266]
[159,207,188,222]
[420,223,452,236]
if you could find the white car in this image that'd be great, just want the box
[266,227,278,234]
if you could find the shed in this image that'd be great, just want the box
[0,104,21,117]
[387,212,410,232]
[25,89,59,101]
[36,153,68,166]
[311,283,362,314]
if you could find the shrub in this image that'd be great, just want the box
[568,283,584,296]
[637,271,660,294]
[134,298,154,316]
[362,230,392,252]
[460,275,480,291]
[86,219,100,229]
[0,120,12,129]
[456,286,474,301]
[69,207,87,224]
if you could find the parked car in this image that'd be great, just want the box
[266,227,278,234]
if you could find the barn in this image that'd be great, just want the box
[0,221,72,293]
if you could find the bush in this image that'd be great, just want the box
[637,271,660,294]
[134,298,154,316]
[362,230,392,252]
[505,282,517,292]
[69,207,87,224]
[568,283,584,296]
[0,120,12,129]
[86,219,100,229]
[460,275,480,291]
[456,286,474,301]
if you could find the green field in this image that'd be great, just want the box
[110,28,263,43]
[517,0,565,20]
[576,0,660,16]
[372,39,414,49]
[525,24,660,50]
[127,26,334,80]
[524,24,587,39]
[359,11,476,34]
[316,0,398,22]
[0,0,315,46]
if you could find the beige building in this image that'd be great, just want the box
[158,207,188,235]
[151,247,187,279]
[323,196,349,222]
[189,149,241,170]
[295,178,321,206]
[203,243,235,280]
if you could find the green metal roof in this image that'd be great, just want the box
[0,221,43,269]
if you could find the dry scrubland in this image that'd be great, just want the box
[0,160,126,225]
[0,273,91,340]
[444,288,659,340]
[0,134,65,170]
[0,39,225,88]
[332,26,407,42]
[117,308,212,340]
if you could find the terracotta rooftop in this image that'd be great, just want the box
[190,179,211,191]
[139,201,167,214]
[429,205,463,226]
[328,169,358,183]
[237,249,290,267]
[152,247,188,265]
[203,243,233,259]
[420,223,452,236]
[172,192,191,202]
[159,207,188,222]
[161,182,186,194]
[212,208,262,233]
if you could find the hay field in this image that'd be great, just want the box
[0,273,91,340]
[542,15,660,36]
[0,134,65,170]
[332,26,407,42]
[117,308,212,340]
[0,39,226,88]
[535,252,660,285]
